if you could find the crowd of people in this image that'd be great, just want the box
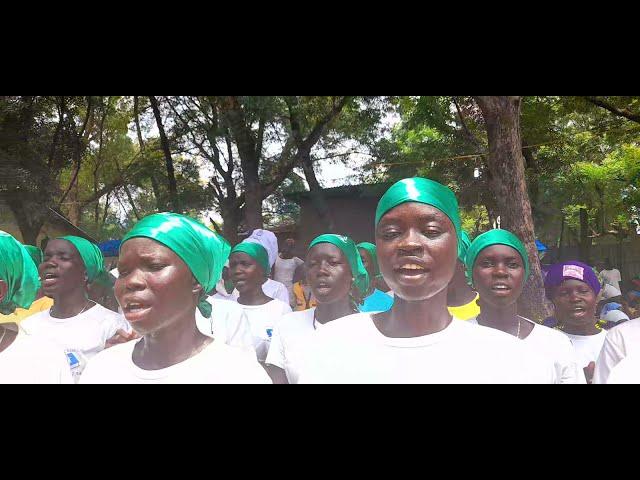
[1,177,639,383]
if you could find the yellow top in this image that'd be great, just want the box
[293,282,317,311]
[447,293,480,321]
[0,296,54,324]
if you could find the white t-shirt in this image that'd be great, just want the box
[232,279,290,306]
[600,268,622,291]
[606,352,640,384]
[195,298,255,354]
[593,318,640,384]
[468,316,585,384]
[80,339,271,384]
[274,256,304,301]
[265,308,322,384]
[296,313,555,384]
[21,303,130,382]
[0,329,73,384]
[564,330,608,370]
[237,299,292,362]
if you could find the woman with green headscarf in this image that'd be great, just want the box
[297,178,554,383]
[0,231,72,383]
[80,213,269,384]
[229,240,292,365]
[357,242,394,313]
[1,244,54,324]
[21,235,130,382]
[465,229,584,384]
[265,234,369,384]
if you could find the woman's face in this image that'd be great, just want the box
[39,239,86,298]
[376,202,458,302]
[229,252,265,294]
[552,279,598,327]
[472,245,525,308]
[306,243,352,304]
[115,238,200,335]
[358,248,375,281]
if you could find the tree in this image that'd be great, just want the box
[166,96,353,243]
[472,96,550,321]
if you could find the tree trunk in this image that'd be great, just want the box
[5,195,46,245]
[220,200,242,245]
[579,207,591,263]
[300,152,335,231]
[67,181,81,225]
[243,182,263,231]
[149,95,179,212]
[474,96,551,321]
[558,214,565,261]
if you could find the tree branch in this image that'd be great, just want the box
[582,96,640,124]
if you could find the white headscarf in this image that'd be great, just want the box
[244,229,279,268]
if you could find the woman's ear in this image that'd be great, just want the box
[0,280,8,304]
[192,277,204,296]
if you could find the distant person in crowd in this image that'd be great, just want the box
[465,229,584,383]
[628,274,640,300]
[446,231,480,321]
[266,234,368,383]
[80,213,269,384]
[243,229,289,305]
[544,261,606,383]
[599,258,622,291]
[357,242,394,313]
[194,238,254,354]
[21,235,131,382]
[273,238,304,309]
[0,231,72,383]
[296,178,554,383]
[229,240,292,364]
[292,264,317,311]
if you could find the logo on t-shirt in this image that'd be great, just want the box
[65,350,85,383]
[563,265,584,281]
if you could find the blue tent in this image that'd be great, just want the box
[535,239,548,253]
[98,239,121,257]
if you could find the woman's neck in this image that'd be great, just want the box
[136,317,212,370]
[238,284,271,306]
[447,285,477,307]
[315,298,355,325]
[376,289,452,338]
[476,301,520,335]
[559,319,600,336]
[51,289,91,318]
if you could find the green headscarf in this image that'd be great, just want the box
[24,245,43,268]
[375,177,462,257]
[464,229,530,286]
[0,231,41,314]
[58,236,106,283]
[230,242,271,276]
[309,234,370,298]
[357,241,381,280]
[121,213,231,318]
[458,231,472,263]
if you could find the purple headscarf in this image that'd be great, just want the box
[543,261,601,300]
